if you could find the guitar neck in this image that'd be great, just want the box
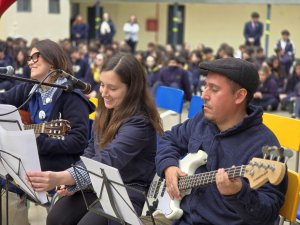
[178,165,246,190]
[24,123,44,134]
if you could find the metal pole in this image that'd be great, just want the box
[172,2,179,46]
[155,3,159,44]
[264,4,271,57]
[95,0,101,39]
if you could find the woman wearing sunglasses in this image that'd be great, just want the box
[0,39,94,223]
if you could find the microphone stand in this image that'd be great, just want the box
[0,73,67,90]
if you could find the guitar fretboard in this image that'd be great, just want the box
[178,165,246,190]
[24,124,45,134]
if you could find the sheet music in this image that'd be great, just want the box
[0,126,48,204]
[0,139,6,177]
[0,104,24,131]
[81,156,142,225]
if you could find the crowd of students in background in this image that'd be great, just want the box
[0,30,299,116]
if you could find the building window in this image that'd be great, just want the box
[17,0,32,12]
[49,0,60,14]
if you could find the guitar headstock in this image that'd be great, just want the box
[43,119,71,138]
[244,157,286,189]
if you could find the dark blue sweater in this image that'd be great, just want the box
[156,105,287,225]
[156,66,192,101]
[79,114,157,216]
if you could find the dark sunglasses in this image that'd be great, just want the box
[27,52,40,63]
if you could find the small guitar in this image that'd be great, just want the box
[142,149,286,220]
[24,120,71,139]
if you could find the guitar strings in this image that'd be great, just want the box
[178,166,246,190]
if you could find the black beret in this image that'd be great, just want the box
[199,57,259,95]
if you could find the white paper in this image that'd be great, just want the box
[81,156,142,225]
[0,104,24,131]
[0,126,48,204]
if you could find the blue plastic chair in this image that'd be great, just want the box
[297,204,300,222]
[188,95,204,119]
[155,86,184,123]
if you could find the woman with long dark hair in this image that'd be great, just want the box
[27,52,163,225]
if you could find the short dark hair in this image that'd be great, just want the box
[203,47,213,54]
[251,12,260,18]
[281,29,290,36]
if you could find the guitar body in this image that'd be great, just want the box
[18,110,32,125]
[143,150,208,220]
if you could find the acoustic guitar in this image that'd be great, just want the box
[19,110,71,139]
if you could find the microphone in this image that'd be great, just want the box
[58,70,92,94]
[0,66,14,76]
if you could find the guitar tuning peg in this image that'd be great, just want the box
[262,146,270,159]
[268,146,277,160]
[274,146,284,162]
[283,148,294,164]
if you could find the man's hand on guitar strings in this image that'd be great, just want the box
[165,166,187,200]
[216,168,242,196]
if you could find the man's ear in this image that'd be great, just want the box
[235,88,248,104]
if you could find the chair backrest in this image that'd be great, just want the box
[188,95,204,119]
[262,113,300,224]
[279,170,300,224]
[262,113,300,172]
[89,97,98,120]
[297,204,300,221]
[155,86,184,114]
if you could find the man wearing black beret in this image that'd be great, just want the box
[155,57,287,225]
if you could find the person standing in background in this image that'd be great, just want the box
[275,29,296,75]
[71,15,89,46]
[99,12,116,48]
[123,15,139,53]
[243,12,264,48]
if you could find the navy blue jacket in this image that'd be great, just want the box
[0,57,14,91]
[99,20,116,45]
[257,75,279,101]
[276,39,295,74]
[80,114,157,215]
[0,82,94,172]
[71,23,89,41]
[156,66,192,101]
[285,74,300,95]
[156,105,287,225]
[243,21,263,46]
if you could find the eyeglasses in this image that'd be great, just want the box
[27,52,40,63]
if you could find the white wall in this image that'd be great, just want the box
[1,2,300,58]
[0,0,70,44]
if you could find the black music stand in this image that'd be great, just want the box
[0,105,48,225]
[0,106,24,225]
[71,156,156,225]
